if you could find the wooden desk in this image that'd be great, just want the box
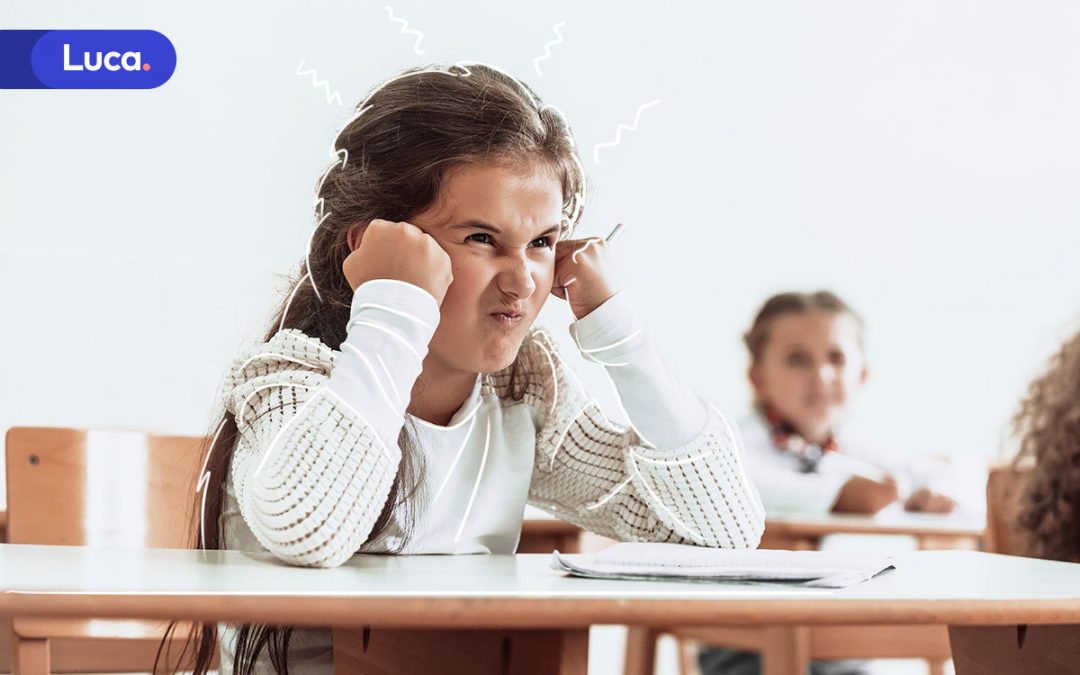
[760,510,986,551]
[1,544,1078,673]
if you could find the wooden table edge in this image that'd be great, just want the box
[763,520,985,539]
[3,594,1078,629]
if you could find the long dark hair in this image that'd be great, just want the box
[156,63,585,674]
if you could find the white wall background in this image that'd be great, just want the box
[3,1,1079,503]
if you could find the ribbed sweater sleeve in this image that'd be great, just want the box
[519,298,765,549]
[224,280,439,568]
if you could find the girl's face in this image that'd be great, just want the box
[410,161,564,375]
[749,311,867,441]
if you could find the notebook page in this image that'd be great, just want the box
[552,543,894,588]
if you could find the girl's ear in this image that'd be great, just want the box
[859,365,869,385]
[748,365,763,393]
[346,222,368,252]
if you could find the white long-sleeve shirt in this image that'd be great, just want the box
[216,280,764,672]
[738,411,984,516]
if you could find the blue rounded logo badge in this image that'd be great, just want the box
[1,30,175,89]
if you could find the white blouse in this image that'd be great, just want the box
[214,279,765,672]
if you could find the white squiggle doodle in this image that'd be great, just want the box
[531,336,560,418]
[577,328,643,355]
[375,353,401,405]
[570,237,603,264]
[429,413,479,508]
[570,325,637,368]
[582,356,631,367]
[573,221,624,262]
[533,22,566,77]
[278,272,310,334]
[236,350,321,377]
[231,378,317,449]
[342,342,399,414]
[540,105,587,229]
[313,149,349,222]
[250,386,377,483]
[559,280,623,363]
[305,212,331,304]
[295,59,343,106]
[350,67,456,124]
[626,450,703,540]
[593,99,662,164]
[237,382,317,431]
[566,153,586,226]
[333,104,374,152]
[585,476,632,511]
[385,6,426,55]
[606,375,656,447]
[349,320,422,361]
[349,303,433,331]
[455,417,492,542]
[196,418,228,550]
[707,402,767,522]
[548,401,595,470]
[411,383,483,431]
[544,340,588,400]
[630,448,714,466]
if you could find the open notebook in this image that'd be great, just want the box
[551,543,894,588]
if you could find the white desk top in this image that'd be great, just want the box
[1,544,1077,628]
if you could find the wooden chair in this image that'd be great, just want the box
[4,426,212,674]
[630,465,1041,675]
[983,462,1030,556]
[627,525,969,675]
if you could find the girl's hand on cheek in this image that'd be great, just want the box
[342,219,454,304]
[551,237,618,320]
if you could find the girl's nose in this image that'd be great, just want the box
[817,364,838,384]
[496,254,536,299]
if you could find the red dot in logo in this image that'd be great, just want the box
[143,63,151,71]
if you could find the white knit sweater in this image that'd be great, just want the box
[215,279,764,672]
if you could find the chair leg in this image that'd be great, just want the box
[677,638,703,675]
[623,627,659,675]
[928,659,949,675]
[11,632,50,675]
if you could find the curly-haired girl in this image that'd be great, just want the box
[1012,327,1080,562]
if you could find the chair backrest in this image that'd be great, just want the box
[984,463,1031,556]
[5,427,206,548]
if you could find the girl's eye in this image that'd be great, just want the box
[466,233,494,245]
[829,351,847,366]
[465,233,554,249]
[785,353,810,367]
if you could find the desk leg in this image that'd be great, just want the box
[333,627,588,675]
[761,627,809,675]
[949,624,1080,674]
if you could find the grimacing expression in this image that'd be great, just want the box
[750,310,867,441]
[410,161,566,375]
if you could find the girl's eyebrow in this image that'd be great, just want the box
[451,220,561,237]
